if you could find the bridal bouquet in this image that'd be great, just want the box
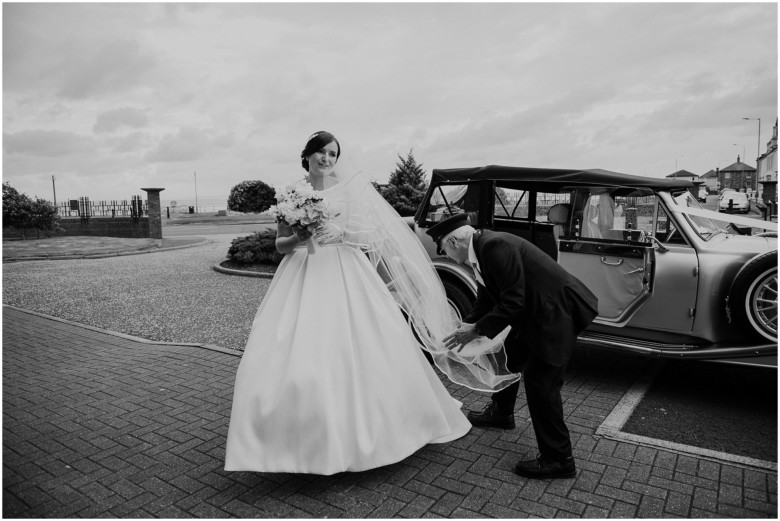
[270,180,329,254]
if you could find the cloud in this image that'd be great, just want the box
[93,107,149,134]
[144,127,234,163]
[57,39,157,100]
[3,129,96,157]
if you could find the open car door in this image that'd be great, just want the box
[556,190,656,326]
[558,238,655,325]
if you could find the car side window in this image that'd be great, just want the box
[494,187,528,219]
[423,183,479,226]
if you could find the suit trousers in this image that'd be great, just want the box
[491,356,572,462]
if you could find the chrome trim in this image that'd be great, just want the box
[577,331,777,362]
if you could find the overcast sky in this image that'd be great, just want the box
[3,2,777,207]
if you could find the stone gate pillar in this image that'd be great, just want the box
[141,188,165,242]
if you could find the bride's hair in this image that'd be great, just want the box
[301,131,341,171]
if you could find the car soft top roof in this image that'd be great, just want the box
[431,165,695,191]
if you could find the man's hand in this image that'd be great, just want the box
[443,323,482,352]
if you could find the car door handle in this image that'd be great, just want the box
[624,267,644,274]
[600,256,623,266]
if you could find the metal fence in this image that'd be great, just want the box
[57,196,148,218]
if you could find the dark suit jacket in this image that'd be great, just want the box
[464,230,598,368]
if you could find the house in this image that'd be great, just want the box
[700,170,718,193]
[719,156,757,193]
[666,170,701,198]
[757,118,777,206]
[666,170,699,182]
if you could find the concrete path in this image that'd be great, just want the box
[2,236,209,262]
[3,307,776,518]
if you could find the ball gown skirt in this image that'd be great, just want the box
[225,243,471,474]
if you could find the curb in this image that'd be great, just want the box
[2,237,212,263]
[2,305,241,357]
[212,260,275,278]
[596,359,778,473]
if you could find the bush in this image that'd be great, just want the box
[227,229,285,265]
[2,182,60,239]
[227,180,276,214]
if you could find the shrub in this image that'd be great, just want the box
[2,182,60,239]
[227,180,276,214]
[227,229,285,265]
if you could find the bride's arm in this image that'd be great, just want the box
[275,221,312,254]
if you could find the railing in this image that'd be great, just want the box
[57,196,148,218]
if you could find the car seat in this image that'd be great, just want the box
[548,203,571,241]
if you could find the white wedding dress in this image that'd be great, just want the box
[225,179,471,475]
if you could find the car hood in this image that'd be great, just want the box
[709,233,778,252]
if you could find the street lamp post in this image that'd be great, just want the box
[51,175,57,206]
[194,171,198,214]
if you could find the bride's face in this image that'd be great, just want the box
[307,141,339,177]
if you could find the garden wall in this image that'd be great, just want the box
[3,217,149,240]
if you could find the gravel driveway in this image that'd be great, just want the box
[3,234,270,351]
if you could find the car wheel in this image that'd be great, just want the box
[442,278,474,322]
[728,251,778,342]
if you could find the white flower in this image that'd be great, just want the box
[268,180,329,231]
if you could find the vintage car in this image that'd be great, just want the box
[411,166,778,368]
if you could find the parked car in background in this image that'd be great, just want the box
[698,186,708,202]
[411,166,778,367]
[719,191,751,213]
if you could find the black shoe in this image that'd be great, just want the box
[466,402,515,429]
[514,455,576,479]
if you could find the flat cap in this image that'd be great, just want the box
[425,213,469,243]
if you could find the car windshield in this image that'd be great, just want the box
[671,191,725,240]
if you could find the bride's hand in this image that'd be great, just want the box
[295,228,313,242]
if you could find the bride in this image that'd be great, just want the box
[225,131,481,475]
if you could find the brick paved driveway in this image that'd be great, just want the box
[3,307,777,518]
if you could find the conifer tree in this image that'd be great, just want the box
[378,149,429,216]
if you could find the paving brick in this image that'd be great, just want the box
[721,464,744,486]
[623,479,669,500]
[655,450,678,470]
[647,474,695,497]
[718,482,744,506]
[664,489,693,517]
[638,494,666,517]
[450,506,486,518]
[431,475,473,495]
[692,486,719,512]
[364,496,404,518]
[540,491,587,515]
[717,501,771,518]
[398,494,435,518]
[594,484,641,505]
[583,504,611,518]
[479,502,532,518]
[625,461,652,483]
